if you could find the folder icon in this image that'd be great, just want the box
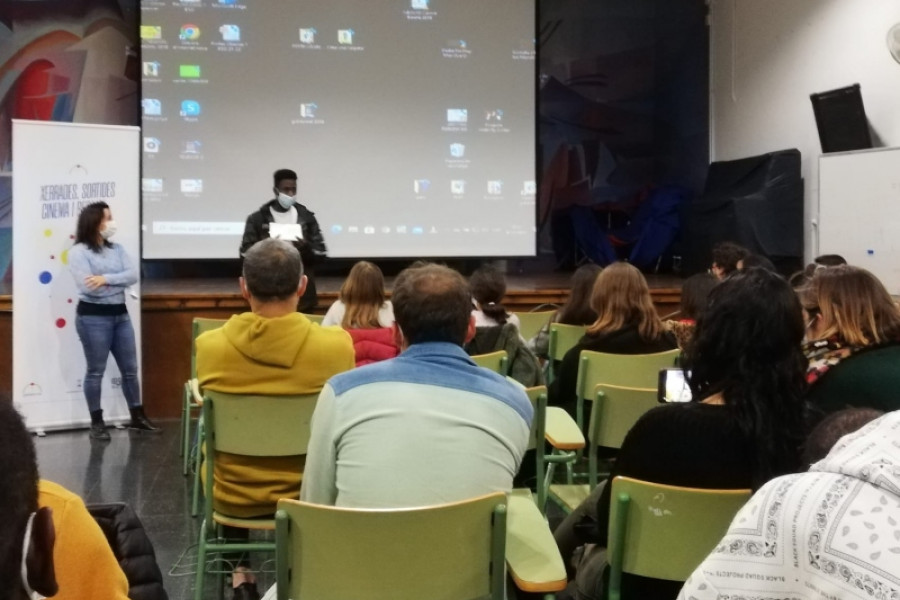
[140,26,162,40]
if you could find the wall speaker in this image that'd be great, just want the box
[810,84,872,153]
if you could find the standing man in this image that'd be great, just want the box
[300,262,533,508]
[240,169,326,312]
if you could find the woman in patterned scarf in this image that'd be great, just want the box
[799,265,900,416]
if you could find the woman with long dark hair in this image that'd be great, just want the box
[529,264,601,359]
[68,202,157,440]
[554,268,808,600]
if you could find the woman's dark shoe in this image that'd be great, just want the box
[128,407,161,432]
[90,422,111,441]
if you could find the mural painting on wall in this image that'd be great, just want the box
[0,0,138,282]
[538,0,708,270]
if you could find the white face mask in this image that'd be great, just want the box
[100,220,118,240]
[276,192,296,209]
[21,512,45,600]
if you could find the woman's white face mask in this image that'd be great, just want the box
[100,220,118,240]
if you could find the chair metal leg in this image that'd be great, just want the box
[194,519,208,600]
[215,524,226,600]
[191,418,204,517]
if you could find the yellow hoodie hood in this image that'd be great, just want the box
[221,312,310,368]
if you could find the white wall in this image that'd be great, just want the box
[710,0,900,261]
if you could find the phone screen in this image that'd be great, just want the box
[658,368,692,403]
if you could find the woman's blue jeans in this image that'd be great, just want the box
[75,313,141,413]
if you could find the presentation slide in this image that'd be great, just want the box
[140,0,536,259]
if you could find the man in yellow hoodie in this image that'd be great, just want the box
[196,238,354,599]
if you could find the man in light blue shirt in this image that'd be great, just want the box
[301,263,533,508]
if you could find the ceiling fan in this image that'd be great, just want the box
[888,23,900,64]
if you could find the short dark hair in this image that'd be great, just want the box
[242,239,304,302]
[469,265,509,325]
[393,263,472,346]
[0,402,39,589]
[273,169,297,188]
[814,254,847,267]
[711,241,749,275]
[75,201,111,252]
[739,253,777,273]
[802,408,883,466]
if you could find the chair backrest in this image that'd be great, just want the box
[190,317,227,378]
[275,493,507,600]
[471,350,509,375]
[547,323,586,363]
[301,313,324,325]
[576,349,680,401]
[515,310,556,340]
[523,385,548,452]
[608,476,750,596]
[203,390,319,457]
[588,384,660,450]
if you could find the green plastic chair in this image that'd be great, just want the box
[546,323,587,384]
[524,386,585,513]
[301,313,324,325]
[471,350,509,375]
[274,492,567,600]
[514,310,556,341]
[549,384,659,512]
[195,390,318,600]
[181,317,227,475]
[574,349,680,430]
[607,476,751,600]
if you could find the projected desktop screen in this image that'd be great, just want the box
[140,0,536,259]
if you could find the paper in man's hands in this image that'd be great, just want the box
[268,223,304,241]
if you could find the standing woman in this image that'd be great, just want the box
[68,202,158,440]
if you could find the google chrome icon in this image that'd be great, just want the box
[180,24,201,40]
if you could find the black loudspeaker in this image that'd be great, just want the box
[810,84,872,153]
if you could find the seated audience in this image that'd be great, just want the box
[554,268,808,600]
[709,241,748,280]
[789,253,848,288]
[800,265,900,415]
[467,264,543,386]
[549,262,677,419]
[529,263,602,359]
[469,264,522,330]
[662,271,716,349]
[301,262,533,508]
[799,407,883,467]
[0,402,57,600]
[39,480,131,600]
[196,238,355,599]
[679,410,900,600]
[321,260,398,366]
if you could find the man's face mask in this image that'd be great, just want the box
[276,191,295,209]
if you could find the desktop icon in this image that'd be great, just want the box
[451,180,465,194]
[449,143,465,158]
[143,137,161,153]
[181,0,201,4]
[142,178,164,193]
[447,108,467,123]
[140,26,162,40]
[219,0,237,4]
[414,179,431,193]
[142,61,160,77]
[299,28,317,44]
[180,24,201,41]
[411,0,429,8]
[412,226,424,235]
[331,224,343,234]
[300,103,318,118]
[487,180,503,194]
[180,64,201,78]
[182,140,202,154]
[522,180,537,195]
[220,24,241,42]
[364,225,375,235]
[337,29,354,45]
[180,100,201,117]
[181,179,204,193]
[485,109,504,122]
[142,99,162,116]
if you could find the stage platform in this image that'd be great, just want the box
[0,273,683,419]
